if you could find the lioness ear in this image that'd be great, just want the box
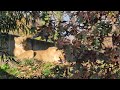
[23,37,27,41]
[56,48,59,51]
[62,50,65,53]
[57,49,63,53]
[61,49,64,52]
[14,37,17,40]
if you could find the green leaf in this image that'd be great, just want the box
[0,64,10,71]
[43,69,51,76]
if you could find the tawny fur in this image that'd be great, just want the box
[16,50,34,60]
[34,47,65,63]
[14,36,65,63]
[14,37,28,56]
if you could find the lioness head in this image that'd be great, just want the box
[14,36,29,50]
[47,47,66,63]
[14,36,27,43]
[56,49,66,63]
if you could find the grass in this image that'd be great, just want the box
[0,63,20,79]
[0,64,10,70]
[41,63,54,77]
[20,59,35,66]
[1,57,120,79]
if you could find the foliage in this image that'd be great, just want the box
[41,63,54,77]
[0,64,20,78]
[0,11,120,79]
[20,59,35,66]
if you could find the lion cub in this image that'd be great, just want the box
[14,36,66,63]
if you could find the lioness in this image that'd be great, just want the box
[14,36,30,56]
[14,36,66,63]
[34,47,65,63]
